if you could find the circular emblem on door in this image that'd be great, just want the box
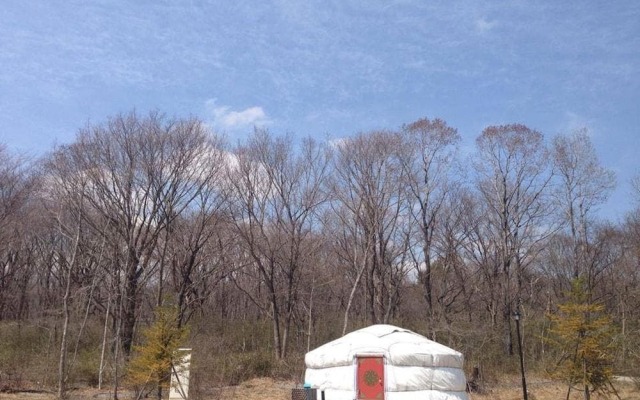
[364,370,379,386]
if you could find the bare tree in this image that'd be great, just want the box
[0,145,38,321]
[431,188,477,326]
[397,117,460,324]
[226,130,330,359]
[551,130,615,283]
[329,130,410,327]
[152,135,229,327]
[56,221,81,400]
[474,124,554,355]
[615,204,640,371]
[326,191,374,335]
[47,111,219,356]
[166,205,230,328]
[461,191,504,326]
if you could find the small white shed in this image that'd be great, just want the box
[304,324,468,400]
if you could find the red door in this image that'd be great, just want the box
[356,356,385,400]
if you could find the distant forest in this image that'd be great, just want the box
[0,110,638,395]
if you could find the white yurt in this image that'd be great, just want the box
[304,324,468,400]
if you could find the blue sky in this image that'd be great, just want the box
[1,1,638,220]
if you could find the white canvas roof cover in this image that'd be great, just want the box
[305,324,468,400]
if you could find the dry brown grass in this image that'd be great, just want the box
[2,376,638,400]
[471,385,640,400]
[470,375,640,400]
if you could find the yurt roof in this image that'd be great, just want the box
[305,324,463,369]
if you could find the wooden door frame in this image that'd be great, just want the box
[355,354,385,400]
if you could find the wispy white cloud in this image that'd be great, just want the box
[206,100,271,131]
[216,106,268,128]
[558,111,595,136]
[327,137,348,149]
[475,17,497,34]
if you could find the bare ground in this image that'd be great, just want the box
[2,376,638,400]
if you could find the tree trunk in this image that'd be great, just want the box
[58,230,80,400]
[503,309,513,356]
[306,284,314,352]
[58,265,71,400]
[270,295,283,360]
[583,358,590,400]
[98,293,111,389]
[343,255,368,335]
[423,243,433,317]
[122,251,140,357]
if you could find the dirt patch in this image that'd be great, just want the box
[207,377,294,400]
[0,391,55,399]
[3,377,638,400]
[0,378,294,400]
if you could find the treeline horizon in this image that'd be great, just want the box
[0,110,638,394]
